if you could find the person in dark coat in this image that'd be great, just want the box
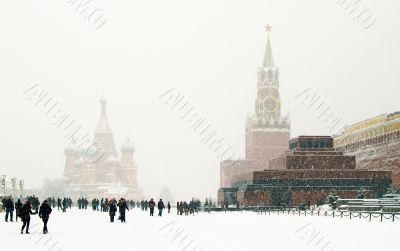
[20,201,37,234]
[39,200,52,234]
[117,198,129,223]
[148,198,155,216]
[15,199,22,222]
[157,199,165,217]
[57,198,62,210]
[109,200,117,223]
[4,197,14,222]
[167,202,171,213]
[31,196,40,211]
[62,198,67,212]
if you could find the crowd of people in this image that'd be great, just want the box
[2,195,206,236]
[42,197,73,212]
[177,200,201,215]
[1,196,53,234]
[89,198,138,212]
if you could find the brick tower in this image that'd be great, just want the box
[245,25,290,169]
[220,26,291,190]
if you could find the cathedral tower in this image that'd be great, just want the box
[120,137,138,186]
[93,96,118,160]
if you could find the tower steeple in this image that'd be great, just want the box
[263,25,274,68]
[96,95,111,132]
[93,95,117,158]
[249,26,289,129]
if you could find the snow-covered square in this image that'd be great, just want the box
[1,208,399,251]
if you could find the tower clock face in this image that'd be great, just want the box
[264,98,278,112]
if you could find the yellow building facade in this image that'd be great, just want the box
[334,112,400,147]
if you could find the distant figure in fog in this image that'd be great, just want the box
[20,201,37,234]
[62,198,67,212]
[167,202,171,213]
[39,200,52,234]
[57,198,62,210]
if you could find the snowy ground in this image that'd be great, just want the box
[0,208,399,251]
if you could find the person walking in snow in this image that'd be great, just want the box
[149,198,156,216]
[4,197,14,222]
[117,198,129,223]
[167,202,171,213]
[158,199,165,217]
[62,198,67,212]
[109,200,117,223]
[20,201,37,234]
[39,200,52,234]
[15,198,22,222]
[57,197,62,211]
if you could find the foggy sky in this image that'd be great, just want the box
[0,0,399,200]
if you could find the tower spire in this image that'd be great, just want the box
[97,96,111,132]
[94,95,117,158]
[263,25,274,68]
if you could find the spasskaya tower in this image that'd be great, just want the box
[245,25,290,169]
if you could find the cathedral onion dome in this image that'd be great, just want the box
[80,145,99,159]
[121,137,135,153]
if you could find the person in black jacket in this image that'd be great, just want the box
[148,198,155,216]
[62,198,67,212]
[117,198,129,223]
[20,201,37,234]
[158,199,165,217]
[109,199,117,223]
[4,197,14,222]
[39,200,52,234]
[15,199,22,222]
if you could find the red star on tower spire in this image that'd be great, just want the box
[265,24,272,33]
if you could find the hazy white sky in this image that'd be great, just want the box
[0,0,399,200]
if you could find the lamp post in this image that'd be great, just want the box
[19,180,24,198]
[11,178,16,199]
[1,175,7,196]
